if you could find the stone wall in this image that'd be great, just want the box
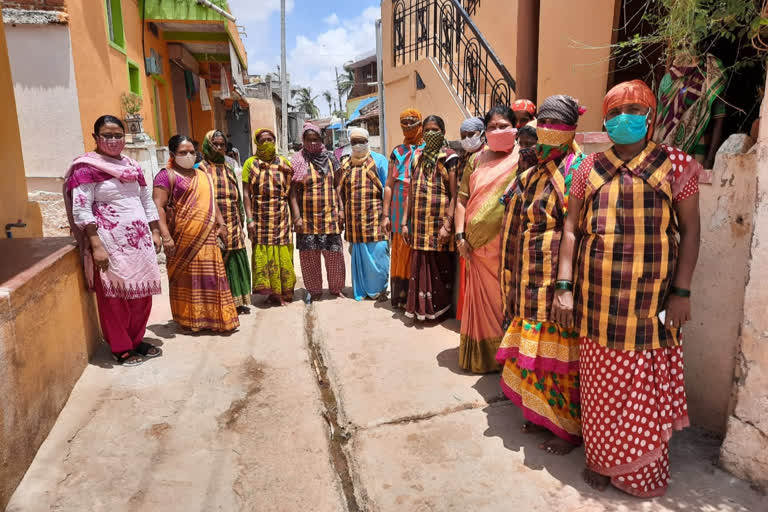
[719,142,768,493]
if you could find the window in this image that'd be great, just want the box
[127,60,141,96]
[105,0,125,50]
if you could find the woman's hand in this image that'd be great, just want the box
[247,220,256,239]
[663,295,691,330]
[152,231,162,254]
[402,224,410,245]
[380,216,392,236]
[457,239,473,260]
[92,244,110,272]
[438,225,452,246]
[337,209,345,231]
[217,224,227,241]
[551,289,574,328]
[294,217,304,234]
[162,235,175,256]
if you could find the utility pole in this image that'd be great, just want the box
[280,0,288,153]
[375,18,386,155]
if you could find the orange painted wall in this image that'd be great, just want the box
[143,23,177,143]
[188,61,215,143]
[0,7,42,238]
[536,0,618,131]
[67,0,163,147]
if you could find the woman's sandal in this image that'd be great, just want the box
[135,341,161,358]
[113,350,143,366]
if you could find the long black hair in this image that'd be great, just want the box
[422,115,446,134]
[93,115,124,134]
[168,134,194,154]
[484,105,514,127]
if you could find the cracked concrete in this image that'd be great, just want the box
[6,248,767,511]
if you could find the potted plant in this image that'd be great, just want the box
[121,92,144,137]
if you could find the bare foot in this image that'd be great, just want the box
[521,421,549,434]
[539,435,577,455]
[582,468,610,491]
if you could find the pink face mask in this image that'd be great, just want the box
[486,127,518,153]
[304,141,325,154]
[97,138,125,157]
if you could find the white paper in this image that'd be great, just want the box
[220,67,231,100]
[199,76,211,111]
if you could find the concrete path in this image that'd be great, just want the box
[7,249,765,511]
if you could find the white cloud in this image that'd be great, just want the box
[289,6,380,117]
[323,13,340,26]
[227,0,294,24]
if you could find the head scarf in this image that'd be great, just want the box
[460,117,485,133]
[512,99,537,116]
[349,127,371,165]
[400,108,423,145]
[603,80,657,140]
[294,122,338,176]
[536,95,584,163]
[203,130,226,164]
[349,126,370,140]
[253,128,277,163]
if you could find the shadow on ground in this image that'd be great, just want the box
[481,401,758,511]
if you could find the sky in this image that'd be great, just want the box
[227,0,381,117]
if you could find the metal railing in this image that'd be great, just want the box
[392,0,515,116]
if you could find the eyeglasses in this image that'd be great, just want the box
[98,134,124,140]
[212,142,226,149]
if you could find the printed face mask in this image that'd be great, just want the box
[486,128,518,153]
[423,130,444,151]
[304,141,325,154]
[97,137,125,157]
[604,113,649,145]
[351,143,369,158]
[175,153,197,169]
[461,134,484,153]
[256,141,276,162]
[535,123,576,163]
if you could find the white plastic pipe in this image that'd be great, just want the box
[196,0,236,22]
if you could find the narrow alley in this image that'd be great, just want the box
[6,255,763,512]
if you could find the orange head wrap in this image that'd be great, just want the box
[603,80,657,138]
[400,108,423,145]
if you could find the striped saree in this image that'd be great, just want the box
[167,170,239,332]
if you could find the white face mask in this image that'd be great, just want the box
[175,153,197,169]
[351,143,369,158]
[461,134,483,153]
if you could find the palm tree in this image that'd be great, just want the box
[322,91,334,116]
[336,67,355,106]
[296,87,319,118]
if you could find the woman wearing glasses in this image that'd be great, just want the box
[64,115,163,366]
[153,135,239,333]
[201,130,252,311]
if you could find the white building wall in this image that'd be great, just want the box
[6,24,83,181]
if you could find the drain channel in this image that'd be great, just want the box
[304,306,362,512]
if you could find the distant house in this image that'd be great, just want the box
[345,51,381,152]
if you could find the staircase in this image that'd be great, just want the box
[391,0,516,117]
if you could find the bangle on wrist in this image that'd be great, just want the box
[555,280,573,291]
[246,217,254,223]
[455,232,465,241]
[670,286,691,298]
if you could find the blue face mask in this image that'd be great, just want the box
[604,113,649,145]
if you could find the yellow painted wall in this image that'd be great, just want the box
[536,0,618,131]
[0,6,42,238]
[0,240,100,508]
[68,0,166,147]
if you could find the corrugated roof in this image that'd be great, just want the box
[347,97,377,123]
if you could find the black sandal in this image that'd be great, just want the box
[135,342,161,358]
[113,350,143,366]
